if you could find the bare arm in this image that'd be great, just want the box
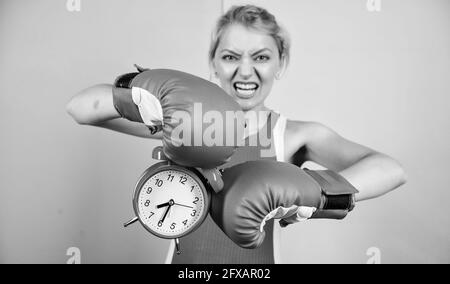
[66,84,119,124]
[288,121,407,202]
[66,84,162,139]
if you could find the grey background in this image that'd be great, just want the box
[0,0,449,263]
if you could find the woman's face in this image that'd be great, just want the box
[212,24,284,111]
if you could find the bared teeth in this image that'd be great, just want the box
[235,83,258,90]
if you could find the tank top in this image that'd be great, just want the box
[170,111,284,264]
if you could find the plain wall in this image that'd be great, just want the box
[0,0,449,263]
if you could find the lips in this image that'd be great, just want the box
[233,82,259,99]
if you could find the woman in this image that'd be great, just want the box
[67,5,407,264]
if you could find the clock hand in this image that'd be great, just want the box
[157,202,171,209]
[157,199,175,209]
[158,205,171,226]
[158,199,175,226]
[174,202,194,209]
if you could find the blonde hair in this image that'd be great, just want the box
[209,5,290,64]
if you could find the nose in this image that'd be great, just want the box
[237,59,255,79]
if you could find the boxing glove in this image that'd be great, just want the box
[112,65,245,169]
[210,160,358,249]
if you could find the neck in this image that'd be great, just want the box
[242,105,271,138]
[244,104,270,115]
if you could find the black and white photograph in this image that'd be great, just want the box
[0,0,448,268]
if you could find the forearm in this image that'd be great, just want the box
[339,153,407,202]
[66,84,120,125]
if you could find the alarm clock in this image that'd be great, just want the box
[124,146,222,254]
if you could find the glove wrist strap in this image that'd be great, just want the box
[112,72,143,122]
[304,169,358,219]
[322,194,355,211]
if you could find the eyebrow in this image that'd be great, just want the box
[220,49,241,56]
[251,48,273,56]
[220,48,273,56]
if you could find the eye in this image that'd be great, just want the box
[222,55,238,61]
[255,55,270,62]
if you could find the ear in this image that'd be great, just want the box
[209,60,218,80]
[275,55,288,80]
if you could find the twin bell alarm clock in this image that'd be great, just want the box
[123,146,223,254]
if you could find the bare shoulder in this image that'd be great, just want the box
[284,120,336,162]
[285,120,333,143]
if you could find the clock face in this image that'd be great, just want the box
[135,168,207,238]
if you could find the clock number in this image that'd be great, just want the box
[144,200,151,207]
[190,186,195,192]
[193,197,199,204]
[170,223,176,230]
[167,174,174,182]
[157,221,163,227]
[155,179,163,187]
[182,220,188,226]
[148,212,155,219]
[179,176,187,185]
[191,210,197,217]
[146,187,153,194]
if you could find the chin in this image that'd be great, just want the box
[239,104,253,111]
[236,100,260,112]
